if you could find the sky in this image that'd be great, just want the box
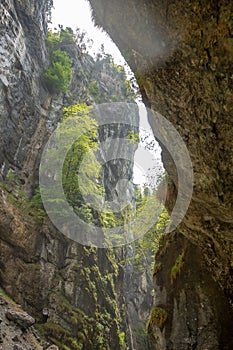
[50,0,164,187]
[50,0,125,64]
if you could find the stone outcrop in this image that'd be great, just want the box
[5,310,35,330]
[0,289,52,349]
[88,0,233,348]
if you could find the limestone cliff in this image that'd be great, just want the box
[0,0,149,349]
[88,0,233,348]
[0,0,48,185]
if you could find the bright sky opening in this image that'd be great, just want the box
[50,0,125,65]
[50,0,164,188]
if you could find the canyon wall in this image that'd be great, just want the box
[88,0,233,348]
[0,0,151,349]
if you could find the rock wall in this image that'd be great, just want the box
[88,0,233,348]
[0,191,128,349]
[0,0,48,179]
[149,232,233,349]
[123,243,154,350]
[0,0,149,349]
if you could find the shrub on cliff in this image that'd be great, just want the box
[44,29,73,93]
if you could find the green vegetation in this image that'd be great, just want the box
[87,51,136,102]
[5,168,17,183]
[0,288,16,305]
[41,100,166,246]
[126,130,140,144]
[38,255,127,349]
[133,322,147,348]
[0,175,45,224]
[88,79,100,99]
[44,29,73,93]
[147,306,167,332]
[30,188,46,222]
[153,262,162,276]
[157,231,175,257]
[37,292,88,349]
[120,202,169,273]
[118,332,125,346]
[170,251,185,284]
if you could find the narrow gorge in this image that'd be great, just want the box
[0,0,232,350]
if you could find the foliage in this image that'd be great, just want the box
[126,130,140,144]
[44,29,73,93]
[153,262,162,276]
[0,288,17,306]
[118,332,125,345]
[147,306,167,332]
[88,79,99,98]
[41,99,169,252]
[61,104,102,213]
[40,103,101,223]
[74,27,93,53]
[170,251,185,284]
[5,168,17,184]
[30,188,46,221]
[93,52,136,101]
[128,187,170,269]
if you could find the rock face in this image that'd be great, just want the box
[0,290,51,349]
[149,233,233,349]
[0,0,48,180]
[0,0,154,349]
[2,0,232,348]
[123,244,154,350]
[5,309,35,330]
[0,185,129,348]
[88,0,233,348]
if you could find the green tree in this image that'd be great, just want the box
[62,104,102,210]
[44,29,73,93]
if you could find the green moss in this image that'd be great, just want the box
[170,251,185,284]
[158,232,175,257]
[153,262,162,276]
[118,332,125,345]
[147,306,167,332]
[43,322,70,340]
[5,168,17,183]
[0,288,17,305]
[37,321,84,350]
[133,322,146,338]
[49,338,72,350]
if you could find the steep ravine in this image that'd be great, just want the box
[88,0,233,349]
[0,0,155,349]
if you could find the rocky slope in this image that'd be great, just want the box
[88,0,233,348]
[0,288,55,350]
